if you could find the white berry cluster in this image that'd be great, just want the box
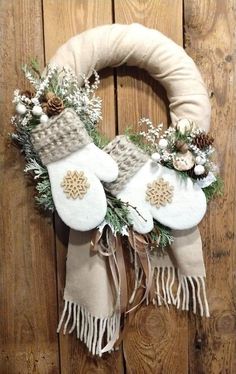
[139,117,218,187]
[12,63,102,132]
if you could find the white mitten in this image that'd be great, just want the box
[31,108,118,231]
[104,136,207,234]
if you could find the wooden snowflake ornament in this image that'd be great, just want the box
[146,177,174,208]
[61,170,90,199]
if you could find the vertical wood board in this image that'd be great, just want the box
[114,1,189,373]
[43,0,123,372]
[0,1,235,372]
[184,1,236,373]
[0,1,60,373]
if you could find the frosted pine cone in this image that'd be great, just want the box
[47,96,64,116]
[193,133,214,149]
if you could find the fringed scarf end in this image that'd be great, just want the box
[57,299,121,357]
[153,267,210,317]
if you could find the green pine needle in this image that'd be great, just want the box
[30,58,41,77]
[125,127,153,154]
[105,194,132,233]
[203,176,224,202]
[150,221,174,248]
[87,127,109,149]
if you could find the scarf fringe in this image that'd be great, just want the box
[57,266,209,356]
[57,300,121,356]
[152,267,210,317]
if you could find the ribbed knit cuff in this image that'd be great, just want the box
[31,108,92,165]
[104,135,149,194]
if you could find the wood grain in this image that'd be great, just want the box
[114,0,183,134]
[1,1,235,372]
[43,0,123,372]
[43,0,116,140]
[184,1,236,373]
[114,1,189,373]
[0,1,60,373]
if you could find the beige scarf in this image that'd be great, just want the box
[51,24,211,356]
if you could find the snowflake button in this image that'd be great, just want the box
[61,170,90,199]
[146,177,174,208]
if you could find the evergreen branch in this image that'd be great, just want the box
[87,127,109,148]
[125,127,154,154]
[203,176,224,202]
[150,221,174,248]
[30,58,42,77]
[105,194,132,233]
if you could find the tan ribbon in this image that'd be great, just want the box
[127,231,155,312]
[90,227,128,314]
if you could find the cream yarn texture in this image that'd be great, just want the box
[50,23,211,131]
[31,108,91,165]
[32,108,119,231]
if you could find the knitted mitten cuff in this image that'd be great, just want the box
[31,108,92,165]
[104,135,149,194]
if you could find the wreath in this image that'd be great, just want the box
[11,61,222,239]
[11,24,223,356]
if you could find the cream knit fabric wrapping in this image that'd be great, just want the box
[103,135,149,194]
[54,24,211,356]
[50,23,211,131]
[31,108,91,165]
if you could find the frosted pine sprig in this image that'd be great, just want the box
[35,65,58,99]
[139,118,163,148]
[11,61,105,212]
[22,65,40,89]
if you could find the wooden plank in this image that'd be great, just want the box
[0,1,60,373]
[43,1,124,372]
[43,0,116,140]
[114,1,189,373]
[184,1,236,373]
[114,0,183,133]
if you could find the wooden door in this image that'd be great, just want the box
[0,1,235,373]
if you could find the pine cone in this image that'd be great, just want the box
[193,133,214,149]
[41,102,48,114]
[45,91,55,101]
[47,96,64,116]
[187,167,209,180]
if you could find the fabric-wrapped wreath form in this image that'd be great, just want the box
[11,24,222,357]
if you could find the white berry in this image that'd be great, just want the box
[31,98,39,105]
[16,103,26,115]
[32,105,43,116]
[159,138,168,149]
[194,164,205,175]
[195,155,206,165]
[176,118,192,134]
[151,152,161,162]
[40,114,49,124]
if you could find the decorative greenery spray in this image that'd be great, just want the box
[11,60,223,244]
[126,118,224,201]
[11,60,103,212]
